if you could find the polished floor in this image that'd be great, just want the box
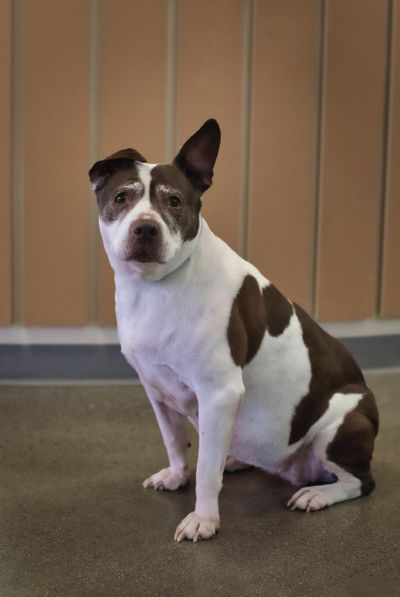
[0,372,399,596]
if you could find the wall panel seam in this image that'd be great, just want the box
[88,0,101,324]
[376,0,394,317]
[165,0,178,161]
[312,0,327,319]
[2,0,12,324]
[240,0,254,259]
[11,0,23,324]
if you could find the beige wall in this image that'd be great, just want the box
[0,0,399,326]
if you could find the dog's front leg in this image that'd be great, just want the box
[142,387,190,491]
[174,381,243,542]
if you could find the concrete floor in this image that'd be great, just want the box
[0,372,399,597]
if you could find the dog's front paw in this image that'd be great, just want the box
[174,512,219,542]
[142,467,189,491]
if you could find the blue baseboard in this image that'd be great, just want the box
[0,336,399,381]
[342,335,400,370]
[0,344,135,381]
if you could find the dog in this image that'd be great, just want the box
[89,119,379,542]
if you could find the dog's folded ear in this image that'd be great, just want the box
[89,148,147,191]
[173,119,221,193]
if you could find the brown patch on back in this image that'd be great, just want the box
[228,276,266,367]
[263,284,293,336]
[227,276,293,367]
[327,387,379,495]
[289,304,366,445]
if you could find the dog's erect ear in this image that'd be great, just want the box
[89,148,147,191]
[173,119,221,193]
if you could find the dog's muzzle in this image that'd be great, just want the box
[124,219,163,263]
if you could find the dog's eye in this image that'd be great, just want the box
[168,196,181,208]
[114,192,128,204]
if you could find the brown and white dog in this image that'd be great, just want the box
[89,119,379,542]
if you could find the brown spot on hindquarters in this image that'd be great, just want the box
[227,276,293,367]
[289,304,366,445]
[327,387,379,495]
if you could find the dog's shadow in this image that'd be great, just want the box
[153,467,294,525]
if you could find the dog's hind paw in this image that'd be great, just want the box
[142,467,189,491]
[174,512,219,542]
[287,486,332,512]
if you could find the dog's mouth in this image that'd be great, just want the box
[132,252,156,263]
[124,247,164,264]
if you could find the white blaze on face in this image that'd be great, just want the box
[134,162,182,262]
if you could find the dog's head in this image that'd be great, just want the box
[89,119,220,280]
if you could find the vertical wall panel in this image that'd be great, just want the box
[381,0,400,317]
[316,0,388,320]
[0,0,12,324]
[249,0,321,311]
[23,0,90,324]
[98,0,167,325]
[176,0,244,252]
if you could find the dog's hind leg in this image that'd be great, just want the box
[288,386,378,512]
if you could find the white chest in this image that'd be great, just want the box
[116,289,199,419]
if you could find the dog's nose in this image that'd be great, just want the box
[132,222,159,242]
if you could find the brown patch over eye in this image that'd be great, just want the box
[149,164,201,242]
[95,166,144,223]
